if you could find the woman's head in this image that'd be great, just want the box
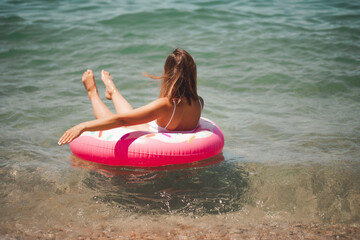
[147,48,198,105]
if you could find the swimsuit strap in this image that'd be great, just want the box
[164,98,202,130]
[164,100,176,130]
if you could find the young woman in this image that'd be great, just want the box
[58,48,204,145]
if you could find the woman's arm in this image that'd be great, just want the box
[58,98,169,145]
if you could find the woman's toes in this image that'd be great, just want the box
[101,70,109,79]
[81,69,97,96]
[101,70,116,100]
[82,70,93,81]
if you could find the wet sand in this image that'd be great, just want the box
[2,223,359,239]
[1,160,360,239]
[1,217,359,239]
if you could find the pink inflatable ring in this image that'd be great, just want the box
[69,118,224,167]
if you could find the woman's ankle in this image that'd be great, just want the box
[87,89,99,99]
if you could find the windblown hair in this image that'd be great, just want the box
[145,48,198,105]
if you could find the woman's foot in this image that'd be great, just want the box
[101,70,117,100]
[82,69,98,98]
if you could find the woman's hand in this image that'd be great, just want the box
[58,124,85,145]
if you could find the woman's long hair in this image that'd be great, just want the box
[145,48,198,105]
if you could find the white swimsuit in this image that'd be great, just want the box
[148,99,202,133]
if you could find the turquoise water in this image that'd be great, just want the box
[1,0,360,237]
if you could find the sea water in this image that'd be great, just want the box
[0,0,359,237]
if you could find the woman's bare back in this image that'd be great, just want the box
[156,97,204,131]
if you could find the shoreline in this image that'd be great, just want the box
[2,222,359,239]
[1,161,359,239]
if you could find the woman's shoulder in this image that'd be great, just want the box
[155,97,172,105]
[149,97,173,110]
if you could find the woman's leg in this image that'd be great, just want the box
[101,70,150,131]
[101,70,133,114]
[82,70,114,119]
